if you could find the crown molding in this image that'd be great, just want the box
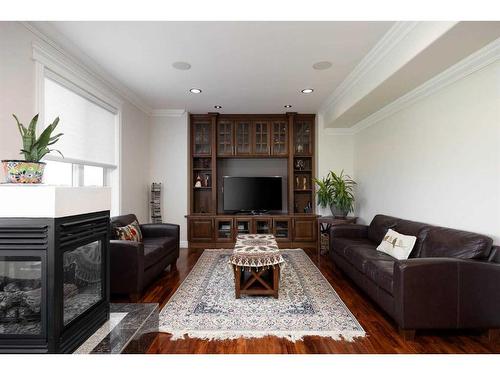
[32,41,123,111]
[150,109,187,117]
[349,37,500,134]
[324,128,355,136]
[22,22,152,115]
[319,21,420,114]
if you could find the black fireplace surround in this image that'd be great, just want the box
[0,211,110,353]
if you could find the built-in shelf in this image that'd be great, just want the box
[194,187,212,190]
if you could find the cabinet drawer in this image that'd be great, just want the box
[188,218,213,242]
[293,218,316,242]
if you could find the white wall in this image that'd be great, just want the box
[149,114,189,245]
[315,114,355,216]
[0,22,151,223]
[120,102,151,223]
[354,61,500,243]
[0,22,37,168]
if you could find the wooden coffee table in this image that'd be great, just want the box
[229,234,285,299]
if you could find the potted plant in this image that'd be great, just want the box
[313,170,356,218]
[2,114,63,184]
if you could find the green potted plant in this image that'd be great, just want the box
[2,114,63,184]
[313,170,356,218]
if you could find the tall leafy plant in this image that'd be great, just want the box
[13,114,63,162]
[313,170,357,216]
[314,175,335,207]
[330,170,356,215]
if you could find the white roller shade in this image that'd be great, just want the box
[44,76,117,167]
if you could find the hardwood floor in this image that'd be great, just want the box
[114,248,500,354]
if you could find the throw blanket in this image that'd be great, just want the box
[229,234,285,269]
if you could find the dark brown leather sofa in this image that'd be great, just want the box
[330,214,500,338]
[110,214,180,301]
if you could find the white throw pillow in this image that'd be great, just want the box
[376,229,417,260]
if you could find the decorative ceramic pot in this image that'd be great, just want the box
[330,204,348,219]
[1,160,46,184]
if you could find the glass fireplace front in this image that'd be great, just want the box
[63,240,103,326]
[0,256,43,336]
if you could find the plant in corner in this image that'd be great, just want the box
[313,170,356,218]
[1,114,63,184]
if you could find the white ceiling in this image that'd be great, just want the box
[33,21,394,113]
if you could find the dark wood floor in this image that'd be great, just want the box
[116,248,500,354]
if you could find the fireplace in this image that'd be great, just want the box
[0,211,110,353]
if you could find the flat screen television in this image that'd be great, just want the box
[223,176,282,213]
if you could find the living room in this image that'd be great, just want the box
[1,0,499,371]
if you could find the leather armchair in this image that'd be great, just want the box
[140,223,179,239]
[110,214,180,301]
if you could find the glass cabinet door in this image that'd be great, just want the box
[273,219,291,241]
[192,121,212,156]
[271,121,288,156]
[235,219,252,235]
[217,121,234,156]
[235,121,251,155]
[254,219,272,234]
[253,121,270,155]
[294,120,312,155]
[215,218,233,242]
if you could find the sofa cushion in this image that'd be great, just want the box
[143,237,176,269]
[111,214,138,229]
[114,220,143,242]
[419,226,493,259]
[377,229,416,260]
[331,237,375,257]
[394,219,431,258]
[365,259,395,295]
[344,245,395,273]
[368,215,398,244]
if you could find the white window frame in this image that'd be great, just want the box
[33,42,122,216]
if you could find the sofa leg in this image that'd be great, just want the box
[399,328,416,341]
[487,329,500,342]
[129,292,141,303]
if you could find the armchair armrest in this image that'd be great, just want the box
[330,224,368,239]
[109,240,144,295]
[140,223,180,240]
[393,257,500,329]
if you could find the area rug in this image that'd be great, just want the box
[159,249,365,342]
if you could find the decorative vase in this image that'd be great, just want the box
[1,160,46,184]
[330,204,348,219]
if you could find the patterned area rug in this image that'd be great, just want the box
[159,249,365,342]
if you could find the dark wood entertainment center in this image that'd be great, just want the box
[187,112,318,249]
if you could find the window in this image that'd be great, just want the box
[44,160,73,186]
[83,165,104,187]
[42,71,119,214]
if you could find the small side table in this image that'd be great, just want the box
[317,216,357,264]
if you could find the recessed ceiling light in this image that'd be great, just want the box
[312,61,332,70]
[214,105,222,109]
[301,88,314,94]
[172,61,191,70]
[189,88,202,94]
[284,105,292,108]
